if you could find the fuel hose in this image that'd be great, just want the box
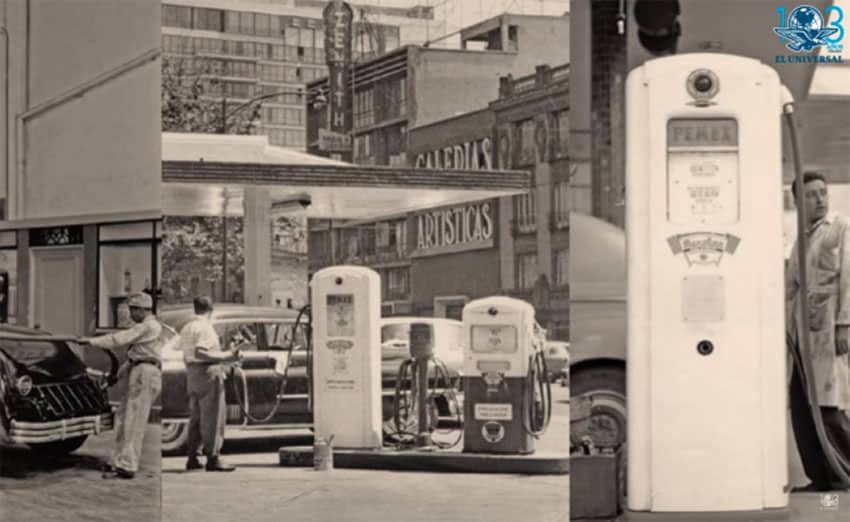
[783,102,850,486]
[523,350,553,439]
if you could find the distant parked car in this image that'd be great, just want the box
[543,341,570,385]
[159,305,464,455]
[0,324,118,454]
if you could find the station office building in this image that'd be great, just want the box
[0,1,162,336]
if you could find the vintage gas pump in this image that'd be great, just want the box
[625,53,789,518]
[310,265,382,449]
[461,296,551,454]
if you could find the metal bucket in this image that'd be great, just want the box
[313,435,334,471]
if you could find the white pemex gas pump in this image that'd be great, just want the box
[625,53,790,518]
[461,296,551,454]
[310,265,382,449]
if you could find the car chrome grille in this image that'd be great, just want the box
[33,380,108,417]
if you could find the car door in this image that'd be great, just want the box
[262,321,310,424]
[219,321,281,426]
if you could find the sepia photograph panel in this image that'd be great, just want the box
[0,1,163,521]
[570,0,850,520]
[159,1,570,521]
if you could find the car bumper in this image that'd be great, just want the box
[8,413,114,444]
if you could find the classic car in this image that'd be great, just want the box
[0,324,118,454]
[159,305,463,454]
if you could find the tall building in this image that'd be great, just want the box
[161,0,437,149]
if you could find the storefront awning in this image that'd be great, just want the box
[161,133,530,219]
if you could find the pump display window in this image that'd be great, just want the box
[97,221,161,329]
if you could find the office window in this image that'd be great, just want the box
[269,15,281,36]
[163,5,192,28]
[517,119,536,166]
[255,14,270,36]
[224,61,255,78]
[385,27,400,51]
[354,134,373,164]
[285,130,305,147]
[384,76,407,120]
[300,28,315,62]
[354,89,375,129]
[267,129,285,146]
[516,253,538,290]
[316,29,325,49]
[514,192,536,232]
[240,12,254,34]
[385,267,410,301]
[555,109,569,153]
[224,82,254,99]
[195,8,223,31]
[553,249,569,288]
[552,180,569,228]
[224,11,240,33]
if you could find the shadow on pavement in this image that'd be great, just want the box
[0,447,108,482]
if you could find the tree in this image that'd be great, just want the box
[161,55,255,303]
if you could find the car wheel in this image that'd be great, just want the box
[30,436,88,455]
[570,365,626,451]
[161,421,189,455]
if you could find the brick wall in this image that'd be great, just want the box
[591,1,627,228]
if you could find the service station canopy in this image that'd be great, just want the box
[162,133,530,219]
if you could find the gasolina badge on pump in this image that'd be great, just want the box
[667,232,741,266]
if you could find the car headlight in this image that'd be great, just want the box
[16,375,33,396]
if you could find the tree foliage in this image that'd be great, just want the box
[160,55,306,304]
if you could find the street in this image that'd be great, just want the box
[0,424,161,522]
[161,383,570,522]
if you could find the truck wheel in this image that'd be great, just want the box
[30,436,88,455]
[161,421,189,455]
[570,366,626,450]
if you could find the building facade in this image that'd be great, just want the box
[306,13,569,164]
[0,0,162,335]
[307,62,570,340]
[161,0,437,149]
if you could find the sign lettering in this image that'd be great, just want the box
[323,1,353,138]
[414,137,493,170]
[413,201,494,257]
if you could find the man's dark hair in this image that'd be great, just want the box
[791,171,828,200]
[194,296,214,315]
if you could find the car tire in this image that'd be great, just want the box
[30,435,88,455]
[570,365,626,451]
[161,421,189,456]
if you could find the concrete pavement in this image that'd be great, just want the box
[0,424,161,522]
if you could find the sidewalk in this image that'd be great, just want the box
[162,460,569,522]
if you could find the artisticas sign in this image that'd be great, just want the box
[414,137,493,170]
[412,201,495,257]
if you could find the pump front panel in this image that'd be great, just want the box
[311,266,382,449]
[626,54,787,513]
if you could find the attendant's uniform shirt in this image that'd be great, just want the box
[787,210,850,410]
[180,316,221,365]
[89,314,163,363]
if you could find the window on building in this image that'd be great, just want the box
[98,222,161,329]
[384,76,407,120]
[552,180,569,228]
[194,8,223,31]
[0,232,18,324]
[516,253,538,290]
[354,89,375,129]
[224,61,255,78]
[224,82,254,99]
[255,14,270,36]
[269,15,281,36]
[556,109,569,153]
[163,5,192,28]
[354,133,374,164]
[224,11,241,33]
[385,267,410,301]
[514,192,536,233]
[385,27,400,52]
[517,119,536,166]
[272,44,286,60]
[553,248,569,288]
[240,12,255,34]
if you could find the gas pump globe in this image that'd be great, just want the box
[461,296,551,454]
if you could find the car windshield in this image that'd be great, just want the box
[0,338,87,378]
[380,321,464,354]
[266,321,303,349]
